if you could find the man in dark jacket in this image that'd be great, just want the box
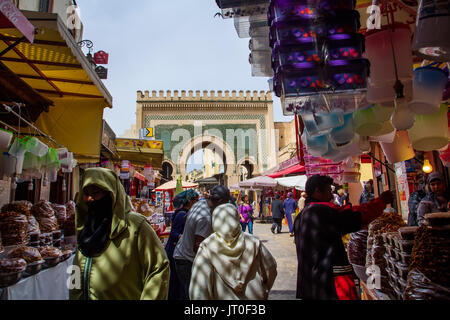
[294,175,394,300]
[271,194,285,234]
[407,173,427,226]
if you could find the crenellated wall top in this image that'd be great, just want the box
[136,90,272,102]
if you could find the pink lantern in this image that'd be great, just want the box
[365,23,413,103]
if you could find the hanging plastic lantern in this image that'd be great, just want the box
[330,112,355,144]
[0,129,13,149]
[365,23,413,103]
[353,105,382,136]
[408,65,448,115]
[390,97,415,131]
[380,130,415,164]
[407,103,449,151]
[412,0,450,62]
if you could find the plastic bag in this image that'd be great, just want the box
[64,201,76,237]
[31,200,55,219]
[51,204,67,227]
[404,268,450,300]
[31,201,59,233]
[27,214,40,235]
[0,213,29,246]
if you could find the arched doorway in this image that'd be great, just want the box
[178,135,237,187]
[161,161,174,183]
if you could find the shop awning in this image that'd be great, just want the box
[0,0,35,43]
[0,11,113,162]
[268,164,306,178]
[239,175,278,188]
[114,138,164,170]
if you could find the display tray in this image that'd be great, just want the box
[43,256,60,269]
[398,239,414,254]
[392,247,401,260]
[399,251,411,265]
[0,272,23,288]
[397,226,418,240]
[394,261,409,281]
[23,261,44,277]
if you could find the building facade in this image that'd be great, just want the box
[131,90,277,186]
[12,0,83,41]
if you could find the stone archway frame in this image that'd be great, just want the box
[178,134,236,181]
[236,156,259,176]
[161,158,177,176]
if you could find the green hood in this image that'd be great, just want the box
[76,167,130,240]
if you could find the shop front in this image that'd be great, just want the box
[0,8,113,299]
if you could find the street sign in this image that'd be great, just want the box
[95,66,108,79]
[94,50,109,64]
[139,128,154,139]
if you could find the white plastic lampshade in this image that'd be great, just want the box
[391,97,415,130]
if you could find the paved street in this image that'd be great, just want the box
[252,220,298,300]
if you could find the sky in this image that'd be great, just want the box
[75,0,292,172]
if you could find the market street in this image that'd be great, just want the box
[252,220,298,300]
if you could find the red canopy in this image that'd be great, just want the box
[268,164,305,178]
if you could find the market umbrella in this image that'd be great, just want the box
[239,175,278,189]
[174,175,183,196]
[228,184,241,190]
[154,179,198,191]
[275,175,307,190]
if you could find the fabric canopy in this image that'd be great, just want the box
[114,138,164,170]
[195,176,219,184]
[0,11,113,163]
[268,164,306,178]
[239,175,278,188]
[275,175,307,190]
[154,180,198,191]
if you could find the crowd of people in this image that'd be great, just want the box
[68,167,448,300]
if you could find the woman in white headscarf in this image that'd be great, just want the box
[189,203,277,300]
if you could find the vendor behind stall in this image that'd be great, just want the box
[294,174,394,300]
[417,172,450,226]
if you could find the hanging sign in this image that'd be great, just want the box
[95,66,108,79]
[93,50,109,64]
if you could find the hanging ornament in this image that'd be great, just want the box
[359,136,371,153]
[390,97,415,130]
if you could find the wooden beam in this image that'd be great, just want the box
[0,35,65,97]
[36,89,104,99]
[16,74,94,85]
[0,56,81,68]
[0,35,68,47]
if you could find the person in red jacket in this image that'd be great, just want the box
[294,174,394,300]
